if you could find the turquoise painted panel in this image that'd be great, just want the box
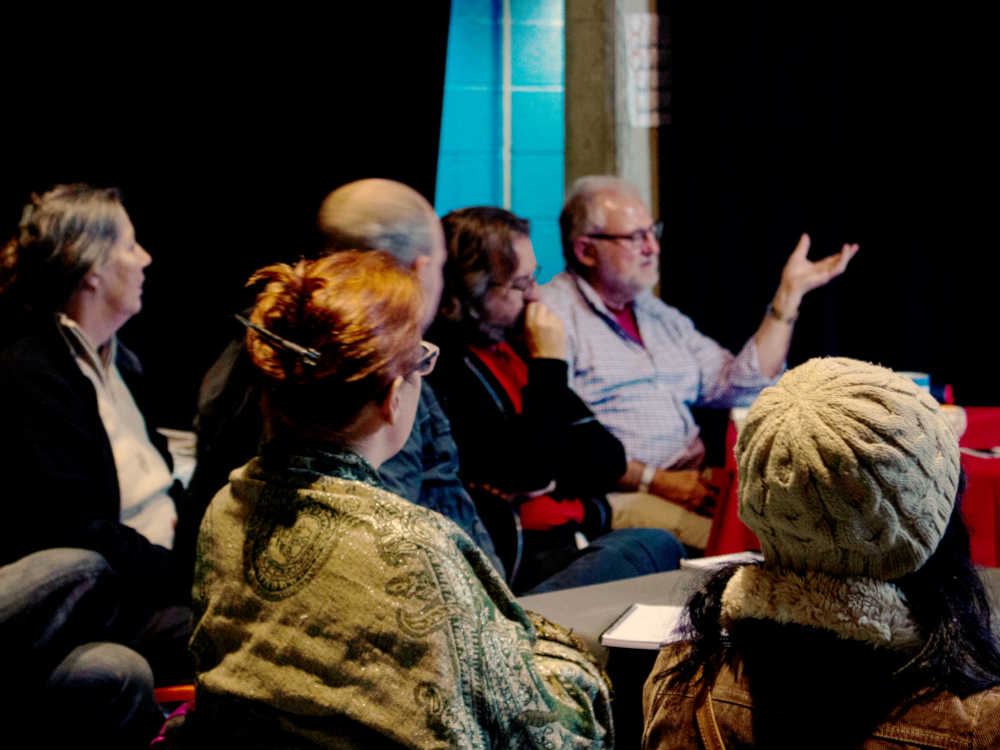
[511,21,563,87]
[435,153,503,215]
[512,90,563,152]
[451,0,500,19]
[437,0,564,260]
[512,153,564,218]
[440,88,500,152]
[448,17,501,86]
[511,0,562,21]
[525,219,564,281]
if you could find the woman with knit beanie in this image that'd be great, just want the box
[642,357,1000,749]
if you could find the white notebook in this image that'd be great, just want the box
[680,550,763,570]
[600,603,686,649]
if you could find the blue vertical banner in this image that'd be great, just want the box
[437,0,565,281]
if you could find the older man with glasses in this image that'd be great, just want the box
[541,175,858,548]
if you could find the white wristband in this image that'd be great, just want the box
[637,463,656,494]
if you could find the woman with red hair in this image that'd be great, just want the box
[184,250,613,748]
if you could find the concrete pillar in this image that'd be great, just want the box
[564,0,663,215]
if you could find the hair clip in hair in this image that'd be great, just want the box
[235,314,321,366]
[19,201,37,227]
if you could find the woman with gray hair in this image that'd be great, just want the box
[0,184,190,680]
[642,357,1000,748]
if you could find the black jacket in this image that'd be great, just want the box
[0,318,183,603]
[427,331,626,521]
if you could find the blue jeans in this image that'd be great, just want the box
[1,548,162,747]
[519,528,685,595]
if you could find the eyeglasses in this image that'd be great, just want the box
[584,221,663,246]
[492,265,542,293]
[412,340,440,377]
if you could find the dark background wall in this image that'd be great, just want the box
[661,8,996,404]
[3,5,996,429]
[1,6,450,428]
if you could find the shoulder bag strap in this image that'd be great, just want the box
[694,690,726,750]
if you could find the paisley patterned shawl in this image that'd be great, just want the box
[190,442,613,749]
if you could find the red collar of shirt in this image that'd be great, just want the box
[467,340,528,413]
[608,303,644,346]
[466,341,584,531]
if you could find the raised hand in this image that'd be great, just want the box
[777,233,860,311]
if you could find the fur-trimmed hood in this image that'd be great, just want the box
[720,565,923,651]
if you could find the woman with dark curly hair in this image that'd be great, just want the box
[642,357,1000,749]
[184,250,613,748]
[429,206,683,594]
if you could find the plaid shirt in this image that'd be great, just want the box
[541,271,779,468]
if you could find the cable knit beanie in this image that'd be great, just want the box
[736,357,961,580]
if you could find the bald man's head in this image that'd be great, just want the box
[318,179,439,262]
[317,178,446,331]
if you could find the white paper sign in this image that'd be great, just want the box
[625,12,671,127]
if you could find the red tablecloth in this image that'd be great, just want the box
[704,407,1000,567]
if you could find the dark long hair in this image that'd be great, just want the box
[648,474,1000,745]
[438,206,530,344]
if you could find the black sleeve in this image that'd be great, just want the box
[432,353,563,493]
[554,386,627,499]
[173,334,264,597]
[432,351,626,497]
[0,342,180,604]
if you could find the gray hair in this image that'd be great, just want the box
[559,175,641,272]
[317,179,437,265]
[0,184,123,313]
